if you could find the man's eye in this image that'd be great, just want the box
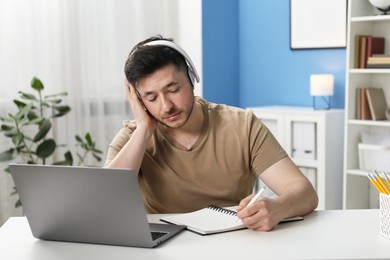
[170,87,179,93]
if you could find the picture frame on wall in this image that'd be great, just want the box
[290,0,347,49]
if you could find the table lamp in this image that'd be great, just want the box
[310,74,334,110]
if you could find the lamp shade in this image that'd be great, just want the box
[310,74,334,96]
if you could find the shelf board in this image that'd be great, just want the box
[348,119,390,127]
[349,69,390,74]
[351,15,390,22]
[347,169,369,177]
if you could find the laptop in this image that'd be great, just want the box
[9,163,186,248]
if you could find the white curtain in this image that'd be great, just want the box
[0,0,202,226]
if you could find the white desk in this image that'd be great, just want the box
[0,210,389,260]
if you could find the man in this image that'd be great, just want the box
[105,35,318,231]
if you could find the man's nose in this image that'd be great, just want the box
[161,96,174,112]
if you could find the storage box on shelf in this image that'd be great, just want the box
[344,0,390,209]
[249,106,344,210]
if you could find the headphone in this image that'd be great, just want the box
[144,40,200,86]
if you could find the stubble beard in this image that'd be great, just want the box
[158,96,195,130]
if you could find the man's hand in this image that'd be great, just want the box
[236,194,282,231]
[123,78,157,137]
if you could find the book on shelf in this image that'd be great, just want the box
[367,36,385,62]
[354,35,367,68]
[358,35,368,68]
[356,88,372,120]
[355,35,385,68]
[366,64,390,68]
[365,88,388,120]
[366,55,390,68]
[160,205,303,235]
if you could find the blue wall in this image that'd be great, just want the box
[202,0,239,106]
[203,0,346,109]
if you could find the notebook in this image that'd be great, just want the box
[160,205,303,235]
[161,205,245,235]
[9,163,186,248]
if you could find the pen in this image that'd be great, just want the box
[236,186,267,223]
[246,186,267,208]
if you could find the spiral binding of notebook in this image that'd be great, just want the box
[207,205,237,216]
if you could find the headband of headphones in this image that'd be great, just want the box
[144,40,200,86]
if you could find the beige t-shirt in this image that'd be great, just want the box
[105,97,287,213]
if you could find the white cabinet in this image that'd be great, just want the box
[343,0,390,209]
[249,106,344,210]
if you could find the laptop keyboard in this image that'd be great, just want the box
[151,231,168,241]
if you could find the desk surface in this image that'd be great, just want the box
[0,209,389,260]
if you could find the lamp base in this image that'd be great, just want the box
[313,96,331,110]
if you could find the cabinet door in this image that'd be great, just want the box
[291,121,317,160]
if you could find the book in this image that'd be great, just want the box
[366,64,390,68]
[354,35,365,68]
[358,36,368,68]
[367,55,390,68]
[366,36,385,66]
[160,205,303,235]
[367,56,390,63]
[356,88,372,120]
[366,88,388,120]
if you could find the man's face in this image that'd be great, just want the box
[136,64,195,129]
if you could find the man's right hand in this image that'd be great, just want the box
[123,78,157,139]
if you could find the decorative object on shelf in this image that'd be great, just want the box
[368,0,390,15]
[310,74,334,110]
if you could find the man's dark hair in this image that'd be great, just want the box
[124,35,189,88]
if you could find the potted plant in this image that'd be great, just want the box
[0,77,103,207]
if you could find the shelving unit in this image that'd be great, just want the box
[343,0,390,209]
[250,106,344,210]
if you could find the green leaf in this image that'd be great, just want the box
[33,119,52,142]
[0,148,17,162]
[1,124,14,131]
[26,117,44,125]
[36,139,56,158]
[85,133,93,146]
[12,133,24,146]
[75,135,83,143]
[13,99,27,109]
[64,151,73,162]
[45,92,68,98]
[15,102,33,120]
[92,154,102,162]
[54,105,71,113]
[92,148,103,154]
[15,199,22,208]
[18,91,37,101]
[53,151,74,166]
[4,129,18,138]
[53,105,71,117]
[31,77,44,91]
[45,98,62,104]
